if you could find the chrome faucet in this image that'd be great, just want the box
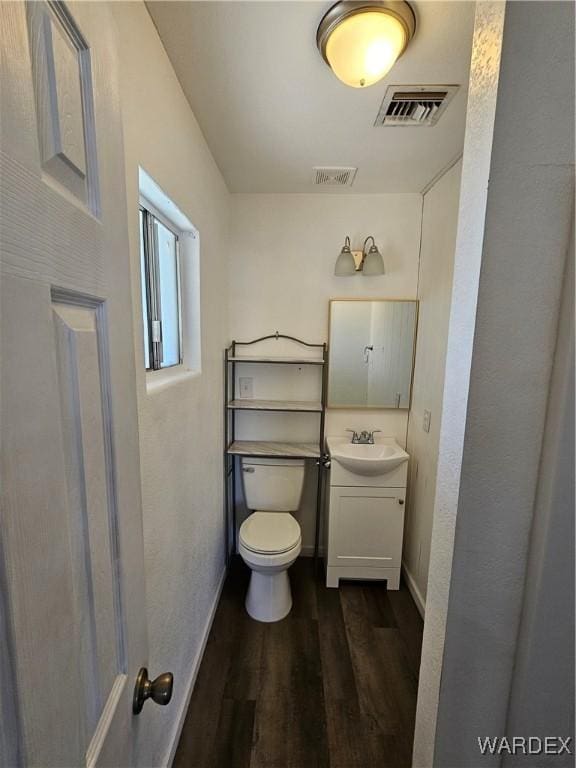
[346,429,381,445]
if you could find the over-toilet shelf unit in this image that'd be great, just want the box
[224,333,328,564]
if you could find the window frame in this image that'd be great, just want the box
[139,199,183,371]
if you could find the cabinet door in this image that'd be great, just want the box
[328,486,405,568]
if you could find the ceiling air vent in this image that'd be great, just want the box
[313,166,357,187]
[375,85,459,127]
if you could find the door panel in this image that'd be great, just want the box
[1,2,148,766]
[52,294,125,737]
[26,0,100,211]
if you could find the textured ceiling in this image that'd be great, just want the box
[146,1,475,193]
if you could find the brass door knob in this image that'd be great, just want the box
[133,667,174,714]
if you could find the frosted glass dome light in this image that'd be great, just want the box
[317,1,416,88]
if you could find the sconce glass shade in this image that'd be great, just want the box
[317,2,416,89]
[334,247,357,275]
[334,239,356,275]
[362,244,385,275]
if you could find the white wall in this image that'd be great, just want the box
[414,1,575,764]
[503,221,574,768]
[433,0,574,762]
[403,160,462,614]
[413,4,507,763]
[110,4,230,766]
[229,193,422,550]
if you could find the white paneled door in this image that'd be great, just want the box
[1,2,153,766]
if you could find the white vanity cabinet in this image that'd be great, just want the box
[325,460,407,589]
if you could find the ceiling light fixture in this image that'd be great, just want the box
[317,1,416,88]
[334,235,385,276]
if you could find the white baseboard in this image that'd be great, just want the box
[163,566,227,768]
[401,561,426,619]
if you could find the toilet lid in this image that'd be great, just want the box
[239,512,301,555]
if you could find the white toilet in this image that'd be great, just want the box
[239,457,304,622]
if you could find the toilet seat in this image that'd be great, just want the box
[239,511,301,555]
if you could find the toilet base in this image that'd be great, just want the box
[245,568,292,623]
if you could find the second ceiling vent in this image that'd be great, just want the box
[313,166,358,187]
[375,85,459,127]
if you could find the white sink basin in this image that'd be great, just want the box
[327,436,409,476]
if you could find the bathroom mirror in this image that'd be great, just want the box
[328,299,418,409]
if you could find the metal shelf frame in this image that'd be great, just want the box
[224,333,328,566]
[227,399,323,413]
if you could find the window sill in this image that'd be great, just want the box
[146,365,200,395]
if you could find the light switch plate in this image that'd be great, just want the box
[239,377,253,399]
[423,409,431,433]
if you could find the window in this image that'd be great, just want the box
[138,167,201,385]
[139,204,182,370]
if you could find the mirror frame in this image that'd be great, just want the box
[327,297,419,410]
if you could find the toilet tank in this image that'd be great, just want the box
[241,457,305,511]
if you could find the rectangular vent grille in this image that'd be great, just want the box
[313,166,357,186]
[375,85,459,127]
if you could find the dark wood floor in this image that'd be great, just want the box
[174,557,424,768]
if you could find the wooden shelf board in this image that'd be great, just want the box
[227,398,323,413]
[226,441,321,459]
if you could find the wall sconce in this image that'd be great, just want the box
[334,235,385,276]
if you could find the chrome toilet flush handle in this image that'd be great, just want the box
[242,466,255,473]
